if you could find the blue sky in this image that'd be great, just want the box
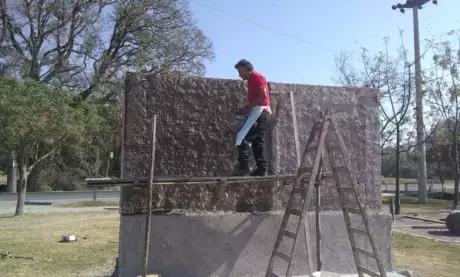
[188,0,460,86]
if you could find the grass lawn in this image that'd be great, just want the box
[0,173,6,184]
[0,211,119,277]
[56,201,119,208]
[1,210,459,277]
[393,232,460,277]
[382,195,453,214]
[382,195,460,276]
[383,177,453,185]
[383,177,418,184]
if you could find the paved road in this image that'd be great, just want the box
[382,182,455,192]
[0,182,456,213]
[0,190,120,213]
[0,182,455,204]
[0,190,119,202]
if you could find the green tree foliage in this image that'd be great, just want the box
[0,0,214,102]
[426,125,452,184]
[382,146,419,178]
[0,77,108,215]
[0,0,214,192]
[334,33,424,211]
[425,30,460,208]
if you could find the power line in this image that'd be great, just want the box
[190,0,337,54]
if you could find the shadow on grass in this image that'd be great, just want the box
[427,230,460,237]
[101,257,118,277]
[57,201,119,208]
[0,214,14,219]
[24,201,52,206]
[411,225,445,230]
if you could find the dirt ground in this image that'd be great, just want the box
[389,206,460,244]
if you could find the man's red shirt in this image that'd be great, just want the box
[248,70,270,112]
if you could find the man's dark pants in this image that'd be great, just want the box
[237,111,270,174]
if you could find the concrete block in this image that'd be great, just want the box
[118,211,392,277]
[119,73,391,277]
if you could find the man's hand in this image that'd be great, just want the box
[236,106,251,115]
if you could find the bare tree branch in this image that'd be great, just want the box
[1,0,214,102]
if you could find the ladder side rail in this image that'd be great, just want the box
[325,140,364,277]
[329,113,387,277]
[296,112,330,187]
[286,117,331,276]
[285,179,312,277]
[296,119,323,174]
[265,188,299,275]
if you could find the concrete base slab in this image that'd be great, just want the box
[310,271,406,277]
[118,211,392,277]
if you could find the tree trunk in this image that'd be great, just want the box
[395,124,401,215]
[14,166,28,216]
[454,142,459,209]
[115,129,123,177]
[94,149,101,177]
[27,164,41,192]
[436,160,444,183]
[437,161,445,194]
[6,150,17,193]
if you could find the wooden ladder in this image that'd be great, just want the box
[265,108,387,277]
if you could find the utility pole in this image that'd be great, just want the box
[391,0,438,203]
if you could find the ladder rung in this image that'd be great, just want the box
[327,145,340,151]
[350,227,368,236]
[283,229,296,239]
[344,206,362,215]
[358,266,382,277]
[320,172,334,179]
[274,250,291,262]
[298,167,312,174]
[292,187,306,194]
[298,167,333,179]
[337,186,354,192]
[312,172,334,179]
[290,209,302,216]
[353,247,376,259]
[306,145,318,152]
[267,272,280,277]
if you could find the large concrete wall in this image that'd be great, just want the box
[120,73,382,213]
[118,212,392,277]
[118,73,391,277]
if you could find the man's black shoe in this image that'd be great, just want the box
[232,164,251,176]
[250,169,267,177]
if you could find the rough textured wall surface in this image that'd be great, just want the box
[121,73,381,213]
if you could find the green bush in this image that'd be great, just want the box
[39,184,54,192]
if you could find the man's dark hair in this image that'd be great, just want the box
[234,59,254,71]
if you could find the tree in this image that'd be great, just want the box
[0,0,214,190]
[0,0,214,102]
[426,30,460,208]
[0,77,106,215]
[334,34,417,213]
[426,126,452,192]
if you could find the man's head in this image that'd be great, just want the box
[234,59,254,80]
